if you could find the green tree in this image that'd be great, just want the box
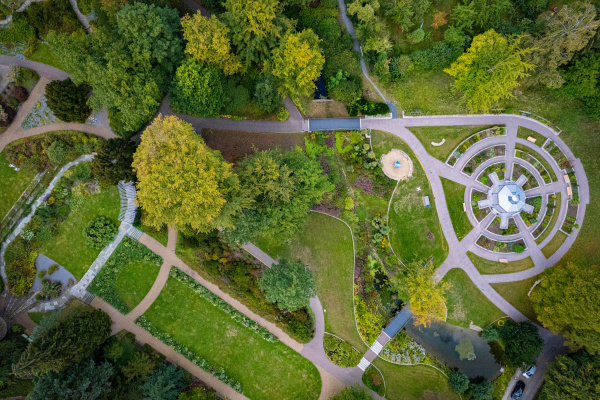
[540,350,600,400]
[385,0,430,32]
[259,259,316,311]
[90,138,137,188]
[141,364,185,400]
[481,324,499,341]
[13,309,111,377]
[170,60,225,117]
[455,337,476,360]
[181,13,242,75]
[121,351,156,382]
[178,387,220,400]
[133,115,241,235]
[254,74,283,113]
[46,140,68,165]
[531,262,600,354]
[45,78,91,123]
[28,358,114,400]
[448,369,470,393]
[467,380,494,400]
[330,385,373,400]
[499,320,544,367]
[530,1,600,89]
[451,0,510,33]
[83,216,118,249]
[223,148,332,244]
[444,29,535,113]
[270,29,325,98]
[559,51,600,119]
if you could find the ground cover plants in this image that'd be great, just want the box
[88,237,162,313]
[323,334,361,367]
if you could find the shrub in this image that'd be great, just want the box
[47,264,59,275]
[277,107,289,121]
[254,74,282,113]
[5,258,36,295]
[323,334,361,367]
[408,28,425,43]
[41,279,62,299]
[10,85,28,102]
[83,216,118,250]
[37,270,47,278]
[448,369,469,393]
[45,78,91,123]
[481,324,499,341]
[513,244,525,253]
[46,140,68,165]
[223,79,250,114]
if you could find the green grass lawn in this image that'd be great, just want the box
[0,152,36,219]
[440,177,473,241]
[255,212,366,352]
[442,268,506,328]
[115,260,161,311]
[541,231,569,259]
[27,43,67,71]
[491,277,540,323]
[371,130,448,265]
[143,277,321,400]
[535,193,562,244]
[467,251,535,275]
[40,186,121,280]
[517,126,547,147]
[27,312,47,325]
[407,125,496,162]
[373,358,459,400]
[135,221,168,247]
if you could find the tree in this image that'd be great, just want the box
[467,380,494,400]
[259,259,316,311]
[13,309,111,377]
[386,0,430,32]
[45,78,91,123]
[560,51,600,119]
[455,337,476,360]
[431,11,448,29]
[451,0,510,33]
[330,385,373,400]
[178,387,220,400]
[133,115,240,235]
[141,364,185,400]
[90,138,137,188]
[170,60,225,117]
[222,148,332,244]
[531,262,600,354]
[390,261,451,326]
[254,74,283,113]
[499,320,544,367]
[181,13,241,75]
[540,350,600,400]
[530,2,600,89]
[270,29,325,98]
[444,30,535,113]
[223,0,292,66]
[46,140,68,165]
[83,216,118,249]
[481,324,499,341]
[28,358,114,400]
[121,351,156,382]
[448,369,469,393]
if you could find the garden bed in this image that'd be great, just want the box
[486,216,519,236]
[462,146,506,176]
[561,203,579,234]
[476,235,526,254]
[323,333,361,367]
[534,193,560,243]
[511,162,539,190]
[445,126,506,167]
[471,189,489,222]
[516,126,546,146]
[476,162,505,186]
[522,196,542,227]
[514,144,555,183]
[21,95,56,129]
[543,140,571,169]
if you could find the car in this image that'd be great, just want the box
[522,365,537,378]
[511,380,525,399]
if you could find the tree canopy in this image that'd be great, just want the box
[45,78,91,123]
[330,385,374,400]
[259,259,316,311]
[133,115,240,235]
[499,320,544,367]
[444,29,535,112]
[90,138,137,188]
[531,262,600,354]
[170,60,225,118]
[540,350,600,400]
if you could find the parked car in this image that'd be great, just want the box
[511,380,525,399]
[522,365,536,378]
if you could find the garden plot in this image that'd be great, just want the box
[487,216,519,236]
[471,189,490,222]
[511,162,539,190]
[476,235,526,254]
[534,193,560,243]
[476,161,505,186]
[543,140,571,170]
[562,203,579,234]
[21,95,56,129]
[514,145,555,183]
[446,126,506,167]
[462,145,505,176]
[522,196,542,228]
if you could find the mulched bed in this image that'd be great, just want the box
[200,129,305,163]
[311,203,341,217]
[353,175,376,196]
[318,156,330,174]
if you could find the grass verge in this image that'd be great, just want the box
[27,43,66,71]
[0,152,36,219]
[467,251,535,275]
[517,126,546,146]
[440,177,473,241]
[491,276,540,323]
[541,231,568,259]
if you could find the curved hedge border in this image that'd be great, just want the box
[169,268,278,343]
[136,315,243,393]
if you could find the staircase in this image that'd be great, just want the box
[118,181,137,224]
[370,340,383,355]
[81,291,95,305]
[126,226,143,241]
[357,357,371,371]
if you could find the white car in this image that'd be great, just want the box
[522,366,536,378]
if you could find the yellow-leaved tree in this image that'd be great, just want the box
[181,13,242,75]
[270,29,325,98]
[390,260,451,327]
[132,115,241,234]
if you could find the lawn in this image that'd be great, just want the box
[0,152,36,219]
[254,212,366,352]
[373,358,459,400]
[491,276,540,323]
[143,277,321,400]
[135,220,168,247]
[467,251,535,275]
[407,125,496,162]
[115,260,161,311]
[442,268,506,329]
[441,177,473,241]
[541,231,568,259]
[40,186,121,280]
[517,126,547,147]
[27,43,67,72]
[535,192,562,244]
[371,130,448,265]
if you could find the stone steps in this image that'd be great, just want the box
[126,226,143,241]
[357,357,370,371]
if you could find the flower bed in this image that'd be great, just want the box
[522,196,542,227]
[462,146,506,176]
[136,315,243,393]
[543,141,570,169]
[533,193,558,240]
[566,170,579,204]
[562,202,579,234]
[323,333,361,367]
[487,216,519,236]
[514,147,553,184]
[476,162,505,186]
[380,330,427,364]
[471,189,489,222]
[511,162,539,190]
[476,235,527,253]
[446,126,506,166]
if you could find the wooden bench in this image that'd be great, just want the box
[527,136,537,143]
[463,203,466,212]
[499,258,508,263]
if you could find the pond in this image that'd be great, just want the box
[313,76,328,99]
[406,320,502,379]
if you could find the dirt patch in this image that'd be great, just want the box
[311,203,341,217]
[226,326,238,337]
[324,132,334,148]
[200,129,305,163]
[353,175,375,196]
[427,231,435,242]
[305,100,349,119]
[381,149,413,181]
[318,156,330,174]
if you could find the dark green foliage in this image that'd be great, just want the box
[540,350,600,400]
[481,324,499,341]
[448,369,470,393]
[46,140,69,166]
[0,14,35,45]
[0,335,28,387]
[178,387,220,400]
[411,41,457,71]
[323,334,361,367]
[317,17,342,42]
[28,358,114,400]
[329,75,362,105]
[5,257,36,295]
[12,309,112,377]
[330,385,374,400]
[25,0,83,36]
[91,138,137,188]
[40,279,62,299]
[170,60,225,117]
[514,244,525,253]
[45,79,91,123]
[223,78,250,114]
[559,51,600,120]
[347,98,390,116]
[254,73,283,113]
[121,351,157,382]
[467,380,494,400]
[83,216,118,249]
[259,259,316,311]
[499,320,544,367]
[141,363,185,400]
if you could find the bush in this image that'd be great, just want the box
[277,107,289,121]
[223,79,250,114]
[46,140,68,166]
[83,216,118,250]
[45,78,92,123]
[47,264,59,275]
[347,99,389,116]
[41,279,62,299]
[408,28,425,43]
[513,244,525,253]
[481,324,499,341]
[10,86,28,102]
[323,334,361,367]
[328,76,362,105]
[5,258,36,295]
[448,369,469,393]
[0,14,35,45]
[254,74,282,113]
